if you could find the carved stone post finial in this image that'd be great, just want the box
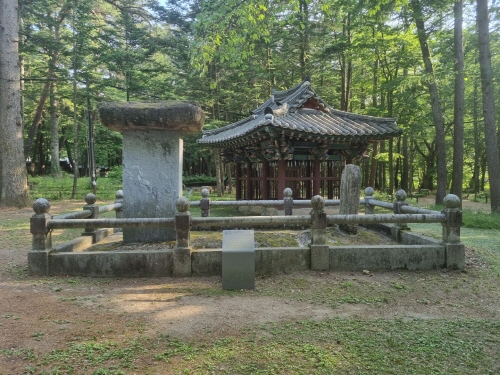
[200,188,210,217]
[364,186,375,215]
[82,193,99,240]
[394,189,409,230]
[29,198,52,275]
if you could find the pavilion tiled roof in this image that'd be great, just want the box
[198,79,402,146]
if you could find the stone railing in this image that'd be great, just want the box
[28,187,464,277]
[189,187,347,217]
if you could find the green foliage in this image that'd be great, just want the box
[462,210,500,230]
[183,175,217,186]
[28,174,122,201]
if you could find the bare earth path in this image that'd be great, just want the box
[0,196,498,374]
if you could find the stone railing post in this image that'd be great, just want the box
[393,189,409,230]
[283,188,293,216]
[82,193,99,241]
[114,189,123,233]
[173,197,192,277]
[200,188,210,217]
[364,186,375,215]
[310,195,329,271]
[442,194,465,269]
[388,189,409,240]
[28,198,52,275]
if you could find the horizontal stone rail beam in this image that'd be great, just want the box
[99,202,123,214]
[326,213,445,225]
[52,210,92,220]
[400,205,440,215]
[191,215,311,227]
[48,217,174,230]
[189,199,345,207]
[368,199,394,210]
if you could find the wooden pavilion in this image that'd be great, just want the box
[197,79,402,200]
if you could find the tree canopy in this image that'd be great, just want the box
[1,0,500,211]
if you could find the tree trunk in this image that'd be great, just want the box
[226,163,233,194]
[298,0,309,79]
[473,79,480,194]
[388,138,394,193]
[0,0,29,207]
[369,142,378,188]
[410,0,447,205]
[477,0,500,213]
[372,58,379,108]
[401,135,409,193]
[50,81,61,177]
[340,14,352,111]
[214,150,222,197]
[450,0,464,204]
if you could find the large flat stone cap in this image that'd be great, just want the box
[98,101,205,133]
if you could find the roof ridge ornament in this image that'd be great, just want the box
[264,107,274,120]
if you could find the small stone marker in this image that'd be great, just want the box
[222,230,255,290]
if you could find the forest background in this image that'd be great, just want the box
[1,0,500,211]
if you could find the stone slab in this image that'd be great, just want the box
[48,250,173,277]
[330,245,445,270]
[98,101,205,132]
[310,244,329,271]
[222,230,255,290]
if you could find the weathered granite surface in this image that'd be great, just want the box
[99,101,205,242]
[98,101,205,132]
[339,164,361,234]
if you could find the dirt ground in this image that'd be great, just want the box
[0,195,497,374]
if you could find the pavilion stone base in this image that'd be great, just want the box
[122,130,182,242]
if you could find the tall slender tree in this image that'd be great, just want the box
[476,0,500,213]
[409,0,447,205]
[0,0,29,207]
[450,0,464,202]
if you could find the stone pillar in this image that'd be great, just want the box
[29,198,52,276]
[283,188,293,216]
[310,195,329,271]
[82,193,99,237]
[98,101,204,243]
[441,194,465,269]
[114,189,123,233]
[364,186,375,215]
[200,188,210,217]
[173,197,192,277]
[339,164,361,234]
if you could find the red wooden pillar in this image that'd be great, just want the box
[313,159,321,197]
[278,160,286,199]
[235,162,242,200]
[262,160,270,200]
[246,163,252,200]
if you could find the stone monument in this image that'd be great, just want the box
[339,164,361,234]
[99,101,205,242]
